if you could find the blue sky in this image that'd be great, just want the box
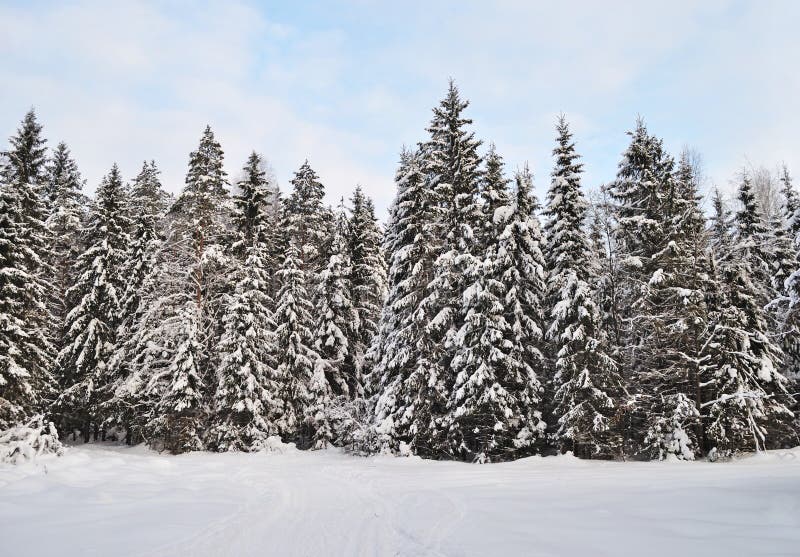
[1,0,798,217]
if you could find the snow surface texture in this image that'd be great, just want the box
[1,446,799,557]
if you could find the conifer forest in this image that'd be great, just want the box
[3,81,800,465]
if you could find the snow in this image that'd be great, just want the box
[2,446,800,556]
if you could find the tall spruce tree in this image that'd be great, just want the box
[55,164,130,441]
[103,161,167,441]
[444,152,546,462]
[274,243,329,447]
[314,203,359,398]
[211,155,278,451]
[545,117,623,458]
[609,120,707,459]
[44,142,86,335]
[348,186,387,379]
[0,110,54,430]
[139,126,231,452]
[416,81,483,457]
[701,246,794,456]
[372,148,445,455]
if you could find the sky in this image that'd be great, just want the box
[1,0,798,218]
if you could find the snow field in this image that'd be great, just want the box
[2,445,799,556]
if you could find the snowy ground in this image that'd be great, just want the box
[1,445,799,557]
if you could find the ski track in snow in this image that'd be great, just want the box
[1,445,800,556]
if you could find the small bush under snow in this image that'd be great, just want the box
[0,416,64,465]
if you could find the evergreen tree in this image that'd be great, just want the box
[314,203,359,398]
[137,126,231,452]
[609,121,708,459]
[0,180,50,429]
[3,109,48,187]
[0,110,54,429]
[212,247,277,451]
[372,148,445,456]
[103,161,166,440]
[274,244,329,447]
[348,187,387,379]
[54,164,130,441]
[701,251,794,456]
[545,117,623,458]
[44,142,86,334]
[444,154,545,462]
[210,152,280,451]
[422,80,483,354]
[414,81,483,456]
[285,160,328,273]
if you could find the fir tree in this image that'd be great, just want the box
[348,186,387,380]
[3,109,48,187]
[0,180,49,429]
[372,148,446,456]
[103,161,166,440]
[701,253,794,456]
[445,154,546,462]
[55,164,130,441]
[0,110,54,429]
[314,203,359,398]
[136,126,231,451]
[210,152,280,451]
[212,246,278,451]
[274,244,329,447]
[609,121,707,459]
[44,142,86,334]
[545,117,623,458]
[422,80,483,352]
[285,160,328,273]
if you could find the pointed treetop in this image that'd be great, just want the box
[5,108,48,185]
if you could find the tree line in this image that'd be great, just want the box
[1,82,798,462]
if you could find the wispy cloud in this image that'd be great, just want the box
[1,0,798,215]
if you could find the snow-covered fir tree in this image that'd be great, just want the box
[609,121,709,459]
[444,151,546,462]
[55,164,130,441]
[284,160,329,274]
[274,243,330,447]
[415,81,483,457]
[44,142,87,336]
[0,110,54,430]
[372,148,446,456]
[314,203,359,398]
[544,117,623,458]
[347,186,387,381]
[134,126,231,452]
[701,245,795,456]
[209,152,280,451]
[103,161,167,442]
